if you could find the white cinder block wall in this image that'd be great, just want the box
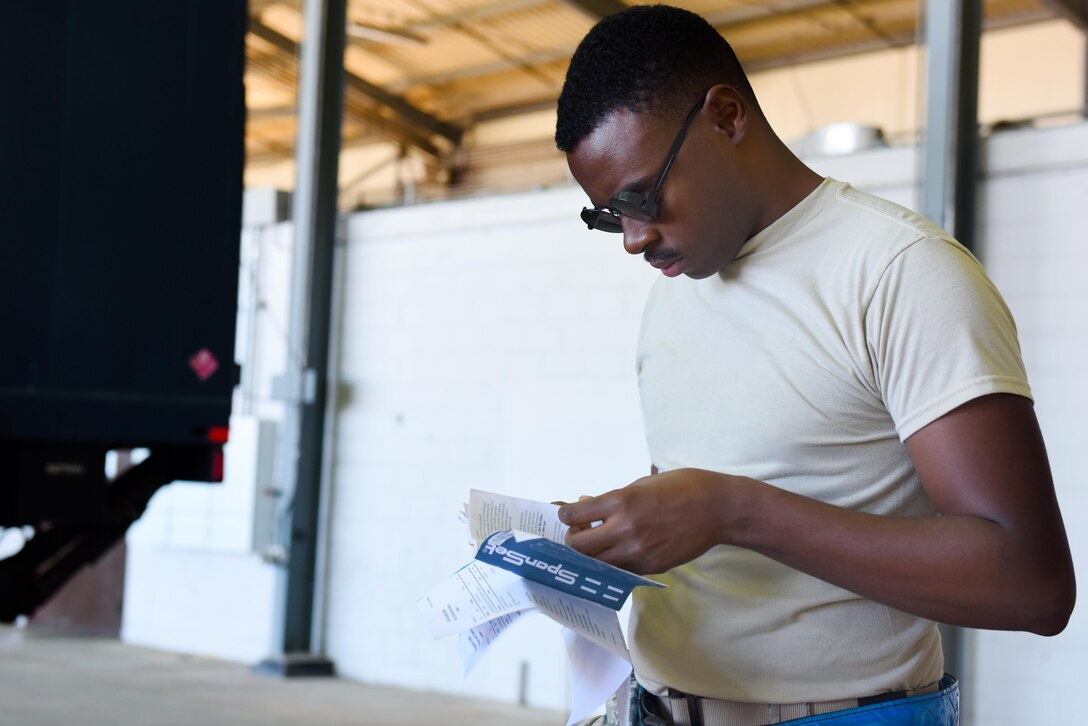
[322,185,657,707]
[965,124,1088,726]
[123,123,1088,724]
[122,220,294,664]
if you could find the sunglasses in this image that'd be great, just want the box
[580,95,706,233]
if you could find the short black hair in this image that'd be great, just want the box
[555,4,756,152]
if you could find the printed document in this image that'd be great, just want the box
[420,489,665,726]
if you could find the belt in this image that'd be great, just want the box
[641,680,943,726]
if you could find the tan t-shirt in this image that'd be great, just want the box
[633,178,1031,703]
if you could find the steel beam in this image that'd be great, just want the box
[404,0,549,32]
[245,49,443,156]
[250,19,462,146]
[1041,0,1088,28]
[559,0,629,20]
[256,0,346,678]
[920,0,983,711]
[921,0,982,252]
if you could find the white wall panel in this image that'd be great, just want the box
[322,185,655,710]
[969,125,1088,726]
[121,207,293,665]
[122,546,277,663]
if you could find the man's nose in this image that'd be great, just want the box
[622,217,656,256]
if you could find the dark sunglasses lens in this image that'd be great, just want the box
[580,207,623,233]
[610,191,657,222]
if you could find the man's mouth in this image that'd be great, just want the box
[647,250,683,276]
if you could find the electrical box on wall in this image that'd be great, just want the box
[243,188,294,227]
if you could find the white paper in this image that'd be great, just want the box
[562,628,633,726]
[468,488,569,547]
[523,580,629,661]
[417,561,534,638]
[611,674,633,726]
[458,609,530,675]
[425,491,649,725]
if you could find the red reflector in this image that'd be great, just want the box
[208,426,230,444]
[210,448,224,482]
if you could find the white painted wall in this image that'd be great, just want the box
[965,124,1088,726]
[123,122,1088,724]
[321,185,656,709]
[122,416,283,661]
[121,212,295,664]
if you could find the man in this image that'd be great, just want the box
[554,5,1075,725]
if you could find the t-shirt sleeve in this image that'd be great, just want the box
[865,236,1032,441]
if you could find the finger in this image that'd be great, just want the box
[554,494,592,504]
[555,494,596,523]
[553,494,590,516]
[558,492,616,527]
[565,519,620,558]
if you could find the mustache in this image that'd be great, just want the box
[645,249,680,265]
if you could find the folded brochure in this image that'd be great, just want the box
[475,529,663,610]
[420,489,667,726]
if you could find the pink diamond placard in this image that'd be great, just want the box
[189,348,220,381]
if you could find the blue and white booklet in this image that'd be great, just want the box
[475,529,663,611]
[418,489,666,726]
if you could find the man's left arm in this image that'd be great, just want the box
[897,391,1074,632]
[560,393,1075,634]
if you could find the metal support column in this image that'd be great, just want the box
[920,0,983,705]
[256,0,347,678]
[921,0,982,253]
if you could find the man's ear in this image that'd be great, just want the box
[705,84,749,144]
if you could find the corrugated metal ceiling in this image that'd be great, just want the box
[244,0,1085,166]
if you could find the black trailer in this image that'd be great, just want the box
[0,0,247,622]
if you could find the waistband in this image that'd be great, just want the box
[640,677,949,726]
